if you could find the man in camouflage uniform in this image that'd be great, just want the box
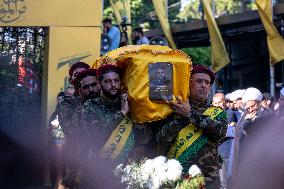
[157,65,227,188]
[74,64,132,188]
[49,62,90,188]
[57,66,101,189]
[80,64,133,161]
[57,62,90,137]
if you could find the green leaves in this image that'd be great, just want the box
[182,47,211,66]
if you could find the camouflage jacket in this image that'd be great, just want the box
[57,96,82,138]
[79,96,135,161]
[157,100,227,181]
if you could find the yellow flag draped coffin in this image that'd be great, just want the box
[94,45,192,123]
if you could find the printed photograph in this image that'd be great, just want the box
[148,62,173,101]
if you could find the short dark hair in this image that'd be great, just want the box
[69,62,90,85]
[57,91,65,98]
[133,27,144,35]
[262,92,274,101]
[97,64,121,81]
[103,18,112,24]
[73,68,98,91]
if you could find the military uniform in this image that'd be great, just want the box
[57,96,82,137]
[157,100,227,187]
[80,96,134,163]
[54,96,87,189]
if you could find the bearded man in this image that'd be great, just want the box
[58,68,101,189]
[69,68,101,142]
[242,87,267,134]
[74,68,101,102]
[58,62,90,137]
[81,64,133,162]
[228,87,269,180]
[157,65,227,189]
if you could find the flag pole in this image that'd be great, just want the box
[270,64,275,97]
[282,19,284,88]
[270,0,275,97]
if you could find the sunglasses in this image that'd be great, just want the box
[82,82,99,90]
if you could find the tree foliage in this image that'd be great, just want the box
[103,0,259,66]
[177,0,256,21]
[0,27,46,89]
[182,47,211,66]
[104,0,257,27]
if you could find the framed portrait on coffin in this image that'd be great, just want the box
[148,62,173,102]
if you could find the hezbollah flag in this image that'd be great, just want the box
[152,0,177,49]
[109,0,132,44]
[202,0,230,73]
[256,0,284,64]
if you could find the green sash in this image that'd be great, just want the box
[100,116,134,160]
[168,107,225,164]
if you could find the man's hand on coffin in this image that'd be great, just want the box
[121,93,130,116]
[168,96,191,117]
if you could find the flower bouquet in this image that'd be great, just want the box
[114,156,205,189]
[50,115,65,139]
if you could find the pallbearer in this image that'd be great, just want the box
[157,65,227,189]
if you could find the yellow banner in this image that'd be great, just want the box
[202,0,230,73]
[100,116,133,160]
[256,0,284,64]
[152,0,176,49]
[42,26,101,126]
[168,124,203,159]
[168,107,224,159]
[0,0,102,26]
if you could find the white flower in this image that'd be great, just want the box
[116,163,123,170]
[141,172,150,182]
[141,159,155,176]
[166,159,183,181]
[167,159,183,172]
[124,165,132,174]
[114,164,124,176]
[153,156,167,166]
[154,162,168,173]
[51,116,59,127]
[188,165,201,177]
[152,169,168,183]
[148,176,162,189]
[166,170,182,181]
[153,156,168,174]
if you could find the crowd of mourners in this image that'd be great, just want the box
[47,61,284,189]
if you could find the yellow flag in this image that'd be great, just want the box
[152,0,177,49]
[202,0,230,73]
[256,0,284,64]
[109,0,132,44]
